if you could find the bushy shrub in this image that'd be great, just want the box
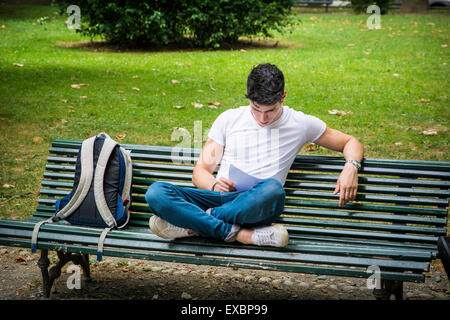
[178,0,293,48]
[55,0,184,46]
[54,0,293,48]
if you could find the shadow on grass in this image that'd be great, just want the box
[54,38,302,54]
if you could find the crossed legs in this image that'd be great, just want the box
[145,178,287,245]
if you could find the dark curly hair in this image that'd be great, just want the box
[245,63,285,106]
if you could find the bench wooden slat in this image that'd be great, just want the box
[26,212,440,257]
[1,217,433,261]
[287,226,438,244]
[0,221,430,272]
[30,204,442,245]
[279,217,446,236]
[39,183,449,208]
[32,194,448,237]
[285,199,448,217]
[290,163,450,179]
[288,173,450,189]
[0,237,423,283]
[34,201,448,229]
[283,207,447,226]
[287,190,448,207]
[41,172,450,198]
[48,142,450,178]
[51,140,450,170]
[22,214,437,260]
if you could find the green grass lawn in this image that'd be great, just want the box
[0,4,448,219]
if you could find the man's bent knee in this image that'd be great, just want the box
[145,181,172,212]
[260,178,286,203]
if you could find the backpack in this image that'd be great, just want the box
[31,132,133,261]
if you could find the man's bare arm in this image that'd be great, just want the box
[192,139,236,192]
[314,127,364,207]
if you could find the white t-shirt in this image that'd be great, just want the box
[208,105,327,186]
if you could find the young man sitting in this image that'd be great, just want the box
[145,63,363,247]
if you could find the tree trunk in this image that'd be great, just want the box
[400,0,429,12]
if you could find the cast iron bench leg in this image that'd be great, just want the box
[37,249,91,299]
[37,249,51,299]
[373,279,403,300]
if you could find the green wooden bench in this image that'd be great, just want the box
[0,139,449,299]
[291,0,334,12]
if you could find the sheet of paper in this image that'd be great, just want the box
[229,164,264,192]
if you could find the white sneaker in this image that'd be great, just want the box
[149,215,196,239]
[251,224,289,247]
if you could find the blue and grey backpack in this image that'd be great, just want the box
[31,132,133,261]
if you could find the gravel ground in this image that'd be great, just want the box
[0,246,449,300]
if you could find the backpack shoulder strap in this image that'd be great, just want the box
[117,146,132,229]
[54,135,96,220]
[31,135,96,253]
[93,132,118,228]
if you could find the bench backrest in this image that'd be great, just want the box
[38,140,450,256]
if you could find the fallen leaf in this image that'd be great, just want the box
[61,119,68,124]
[209,101,222,106]
[441,44,448,48]
[208,105,217,109]
[393,73,400,77]
[210,87,216,92]
[173,105,184,109]
[118,90,124,94]
[422,129,437,136]
[33,136,43,143]
[132,75,139,78]
[347,43,355,47]
[132,87,140,91]
[60,99,68,103]
[13,63,24,67]
[427,22,435,26]
[71,84,81,89]
[181,292,192,299]
[171,80,180,84]
[240,49,246,53]
[328,109,351,116]
[0,25,5,29]
[15,257,26,263]
[304,143,319,152]
[71,77,78,81]
[2,183,14,188]
[394,142,403,146]
[191,102,203,108]
[187,63,192,67]
[116,134,126,140]
[80,96,87,99]
[420,98,430,103]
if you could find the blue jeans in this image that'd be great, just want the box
[144,178,286,241]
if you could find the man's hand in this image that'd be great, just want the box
[333,162,359,207]
[314,127,363,207]
[213,177,236,192]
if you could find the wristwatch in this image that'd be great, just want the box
[346,159,361,172]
